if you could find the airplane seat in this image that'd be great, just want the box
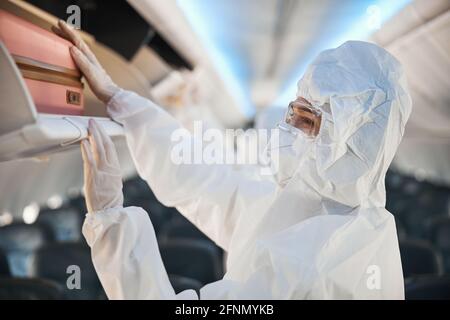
[169,274,203,295]
[385,196,410,226]
[385,172,449,240]
[405,275,450,300]
[123,176,153,200]
[426,216,450,272]
[35,207,83,243]
[417,185,450,215]
[122,176,176,235]
[385,171,405,191]
[0,223,52,277]
[401,177,422,196]
[68,196,87,215]
[159,239,224,285]
[400,238,444,279]
[403,206,431,238]
[0,277,64,300]
[158,219,212,244]
[31,243,104,300]
[158,220,226,279]
[385,192,402,208]
[168,210,201,227]
[0,249,11,277]
[124,197,170,235]
[395,219,407,241]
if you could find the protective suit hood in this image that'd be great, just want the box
[236,40,412,242]
[292,40,412,209]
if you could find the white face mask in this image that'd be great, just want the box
[265,128,311,187]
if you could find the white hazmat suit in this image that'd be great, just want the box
[81,41,412,299]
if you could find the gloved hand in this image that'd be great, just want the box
[81,119,124,213]
[53,20,120,103]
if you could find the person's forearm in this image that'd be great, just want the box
[82,206,196,299]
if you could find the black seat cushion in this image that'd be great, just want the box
[124,197,169,235]
[158,220,210,243]
[400,239,444,278]
[406,275,450,300]
[0,223,51,276]
[36,207,83,242]
[0,277,64,300]
[31,243,103,299]
[169,274,203,295]
[0,223,51,252]
[0,249,11,277]
[428,217,450,252]
[160,239,223,285]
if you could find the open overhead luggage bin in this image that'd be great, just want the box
[0,0,125,162]
[0,0,155,162]
[0,41,124,162]
[0,8,85,116]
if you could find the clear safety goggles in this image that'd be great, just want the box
[278,97,322,138]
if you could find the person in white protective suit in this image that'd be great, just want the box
[55,21,412,299]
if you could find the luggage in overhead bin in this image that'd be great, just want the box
[0,9,84,115]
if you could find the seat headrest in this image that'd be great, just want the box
[36,207,83,242]
[400,239,444,278]
[0,223,50,252]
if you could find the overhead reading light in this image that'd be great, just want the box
[23,202,39,224]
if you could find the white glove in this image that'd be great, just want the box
[53,20,120,103]
[81,119,124,213]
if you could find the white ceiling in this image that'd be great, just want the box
[130,0,414,118]
[175,0,412,109]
